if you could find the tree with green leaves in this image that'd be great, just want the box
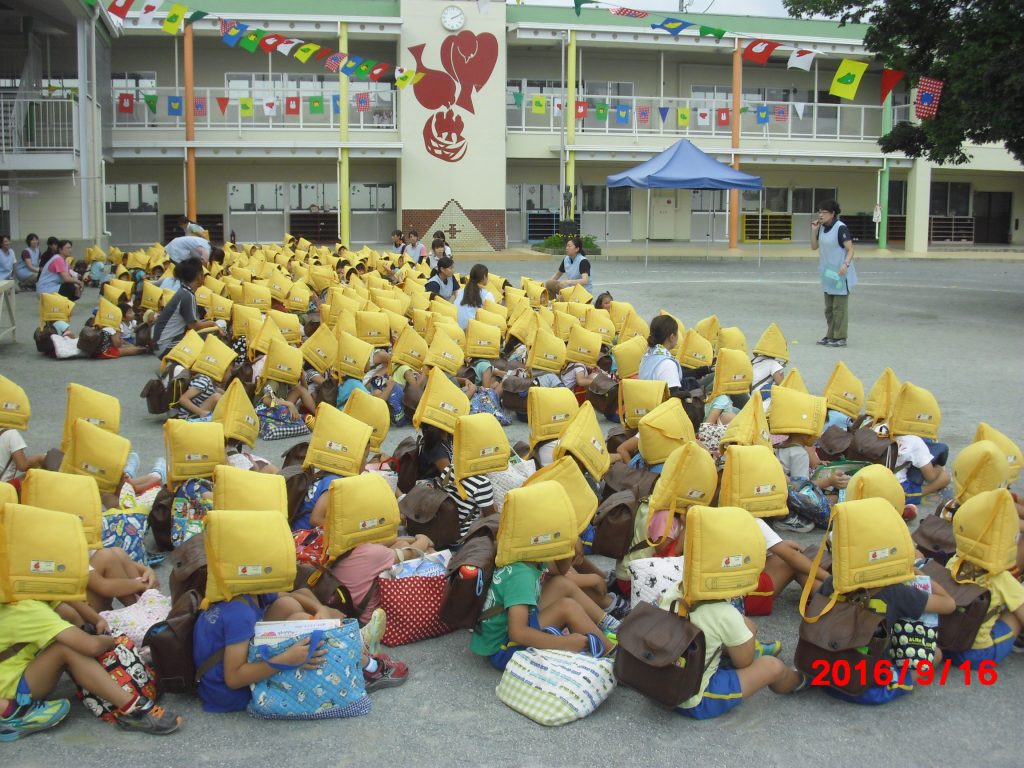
[783,0,1024,165]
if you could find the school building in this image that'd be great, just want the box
[2,0,1022,254]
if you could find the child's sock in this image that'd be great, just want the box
[364,657,379,674]
[598,614,620,633]
[117,692,143,716]
[0,701,17,718]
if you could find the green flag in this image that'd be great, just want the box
[513,92,523,107]
[186,11,209,25]
[698,26,727,40]
[143,93,158,113]
[595,102,609,121]
[309,96,324,115]
[238,29,266,53]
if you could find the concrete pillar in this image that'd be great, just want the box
[337,22,350,246]
[905,158,931,254]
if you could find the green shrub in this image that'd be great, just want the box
[538,233,599,250]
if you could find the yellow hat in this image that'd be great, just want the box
[390,326,428,373]
[195,286,215,310]
[507,306,539,348]
[865,367,900,423]
[211,378,260,447]
[163,419,226,486]
[766,386,827,441]
[483,298,508,323]
[648,442,718,518]
[504,285,527,306]
[0,375,30,430]
[780,367,808,394]
[710,347,753,399]
[465,319,502,360]
[638,398,696,466]
[231,304,261,340]
[203,509,296,607]
[266,271,294,302]
[844,464,905,512]
[258,338,303,389]
[565,324,602,368]
[473,308,505,333]
[719,444,789,518]
[61,383,120,454]
[191,333,236,381]
[951,488,1018,575]
[888,382,941,440]
[564,301,589,322]
[95,296,122,330]
[752,322,788,363]
[204,275,226,297]
[343,387,391,453]
[524,456,598,535]
[720,390,772,450]
[212,465,288,518]
[249,316,288,362]
[823,361,864,419]
[618,378,668,430]
[617,311,649,345]
[973,423,1022,483]
[301,324,338,374]
[528,387,579,451]
[139,280,164,312]
[683,505,767,605]
[335,331,374,380]
[39,292,74,329]
[609,300,635,334]
[677,329,713,370]
[495,481,578,567]
[693,315,720,351]
[553,310,578,342]
[355,310,391,348]
[268,310,302,345]
[304,404,372,477]
[610,335,648,379]
[453,413,511,498]
[162,328,205,373]
[285,282,312,313]
[425,326,466,374]
[526,329,566,374]
[430,296,459,321]
[0,504,89,603]
[412,366,470,434]
[104,279,133,305]
[586,308,618,345]
[21,469,103,550]
[324,473,401,559]
[559,284,594,304]
[717,326,748,355]
[953,440,1009,504]
[553,401,610,480]
[524,279,549,308]
[60,419,131,493]
[242,282,273,311]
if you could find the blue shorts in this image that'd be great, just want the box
[949,620,1015,666]
[488,610,542,671]
[900,478,923,506]
[15,675,33,706]
[825,681,913,706]
[676,667,743,720]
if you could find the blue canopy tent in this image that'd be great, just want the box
[607,139,763,264]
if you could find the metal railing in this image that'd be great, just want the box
[0,94,77,154]
[507,94,899,142]
[111,86,396,131]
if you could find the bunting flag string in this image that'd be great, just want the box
[880,69,906,104]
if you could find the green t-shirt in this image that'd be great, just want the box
[469,562,544,657]
[392,364,414,386]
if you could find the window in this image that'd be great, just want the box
[104,183,158,213]
[608,187,631,213]
[349,183,395,212]
[930,182,971,216]
[290,183,339,212]
[888,180,907,216]
[112,72,156,92]
[229,182,286,212]
[691,190,727,212]
[522,184,561,211]
[792,187,837,214]
[743,188,789,212]
[581,186,605,212]
[506,184,522,212]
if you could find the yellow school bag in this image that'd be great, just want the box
[528,387,579,452]
[303,404,372,477]
[752,322,789,363]
[799,499,915,622]
[39,292,74,329]
[693,315,720,351]
[231,304,261,340]
[677,329,713,371]
[103,279,133,305]
[301,324,338,375]
[495,481,577,567]
[335,331,374,380]
[720,390,772,450]
[212,465,288,517]
[343,388,391,453]
[242,282,273,311]
[552,310,577,342]
[412,366,470,434]
[843,464,905,512]
[823,361,864,419]
[565,324,602,368]
[683,505,766,604]
[249,317,287,361]
[973,423,1022,483]
[953,440,1009,504]
[139,280,164,312]
[506,306,538,348]
[453,413,511,498]
[59,419,131,493]
[717,326,747,354]
[95,296,122,330]
[766,386,827,442]
[356,310,390,348]
[526,329,566,374]
[888,382,941,440]
[719,444,789,518]
[268,310,302,345]
[618,379,668,430]
[21,469,103,550]
[610,335,648,379]
[191,334,235,381]
[552,401,610,480]
[0,375,30,430]
[324,473,400,558]
[710,347,752,399]
[648,442,718,517]
[0,504,89,603]
[425,326,465,375]
[586,308,617,345]
[202,509,296,607]
[390,326,428,373]
[951,488,1018,575]
[61,383,120,453]
[472,308,505,333]
[618,311,649,345]
[212,379,260,447]
[259,338,303,389]
[865,367,900,424]
[162,329,205,372]
[523,456,598,534]
[465,319,501,360]
[780,367,808,394]
[638,398,695,466]
[163,419,225,485]
[609,300,635,334]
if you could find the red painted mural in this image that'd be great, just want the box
[409,31,499,163]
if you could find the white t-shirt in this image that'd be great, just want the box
[455,288,495,329]
[0,429,28,482]
[165,236,210,264]
[648,357,682,389]
[534,440,558,468]
[751,356,783,390]
[894,434,934,483]
[756,518,782,551]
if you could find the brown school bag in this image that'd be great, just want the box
[921,559,994,653]
[142,589,222,694]
[399,482,462,550]
[590,489,642,560]
[587,373,619,420]
[602,461,658,501]
[438,516,501,629]
[169,533,208,603]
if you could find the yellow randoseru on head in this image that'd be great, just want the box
[523,456,598,535]
[648,442,718,516]
[766,386,827,444]
[495,481,577,567]
[828,498,915,594]
[163,419,226,486]
[952,440,1009,504]
[527,387,579,452]
[20,469,103,551]
[618,378,668,431]
[212,465,288,518]
[453,413,510,499]
[61,383,121,454]
[843,464,905,513]
[718,444,789,518]
[202,509,296,607]
[343,387,391,454]
[720,390,772,450]
[637,398,695,467]
[212,379,260,447]
[303,404,372,477]
[683,505,767,603]
[0,375,30,430]
[952,488,1018,575]
[973,423,1021,484]
[823,361,864,420]
[412,366,470,434]
[887,382,941,440]
[324,473,400,559]
[0,504,89,603]
[552,401,610,480]
[59,419,131,494]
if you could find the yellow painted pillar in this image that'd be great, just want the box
[728,40,741,250]
[337,22,350,245]
[183,23,197,220]
[566,29,577,219]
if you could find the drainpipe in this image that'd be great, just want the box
[877,91,892,251]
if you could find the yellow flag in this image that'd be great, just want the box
[239,97,254,117]
[293,43,321,64]
[677,107,690,127]
[532,94,546,115]
[829,59,868,101]
[162,3,187,35]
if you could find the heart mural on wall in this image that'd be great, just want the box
[409,31,499,163]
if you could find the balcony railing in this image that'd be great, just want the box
[111,86,396,131]
[0,94,77,154]
[507,94,899,143]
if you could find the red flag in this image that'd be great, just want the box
[637,105,650,124]
[314,47,336,62]
[742,39,782,65]
[259,33,288,53]
[880,69,905,104]
[193,96,207,117]
[773,104,788,122]
[107,0,135,20]
[355,92,371,113]
[117,92,134,113]
[216,96,230,114]
[575,100,588,119]
[219,19,235,37]
[915,76,943,119]
[716,107,730,126]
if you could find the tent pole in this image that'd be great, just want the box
[646,187,651,268]
[758,189,763,268]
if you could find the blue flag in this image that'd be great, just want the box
[658,106,670,123]
[167,96,182,116]
[650,17,692,36]
[340,56,363,77]
[332,95,341,114]
[615,105,631,124]
[756,105,770,124]
[222,22,248,47]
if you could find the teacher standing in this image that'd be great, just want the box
[811,198,856,348]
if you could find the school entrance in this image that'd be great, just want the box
[973,191,1012,244]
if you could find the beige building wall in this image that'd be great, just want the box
[15,177,86,243]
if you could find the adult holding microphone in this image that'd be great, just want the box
[811,198,856,347]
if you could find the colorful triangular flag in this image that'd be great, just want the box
[238,29,266,53]
[787,49,815,71]
[293,43,321,64]
[615,104,631,124]
[137,3,159,27]
[219,18,235,36]
[216,96,229,114]
[166,95,182,116]
[354,60,377,80]
[324,54,346,73]
[695,108,710,126]
[659,106,669,123]
[369,64,392,82]
[880,69,906,104]
[239,97,253,117]
[341,56,363,77]
[575,100,588,119]
[355,92,371,113]
[793,102,806,119]
[773,105,788,122]
[829,59,868,100]
[531,94,546,114]
[275,38,304,56]
[161,3,186,35]
[308,95,324,114]
[222,22,247,46]
[651,17,691,36]
[117,92,134,113]
[610,7,648,18]
[314,48,337,63]
[915,76,943,119]
[143,93,157,113]
[511,91,523,107]
[742,39,782,65]
[332,95,341,114]
[258,33,288,53]
[637,105,650,124]
[573,0,599,16]
[595,102,609,121]
[396,67,417,90]
[185,10,207,25]
[676,107,690,127]
[716,107,730,126]
[193,96,207,117]
[755,105,770,125]
[106,0,135,21]
[699,26,726,40]
[285,96,300,115]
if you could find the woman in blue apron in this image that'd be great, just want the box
[811,199,857,347]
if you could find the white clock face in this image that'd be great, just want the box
[441,5,466,31]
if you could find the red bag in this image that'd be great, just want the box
[76,635,160,722]
[379,565,454,647]
[293,527,326,566]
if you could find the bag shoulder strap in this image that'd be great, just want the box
[195,648,225,682]
[0,642,28,664]
[798,512,839,624]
